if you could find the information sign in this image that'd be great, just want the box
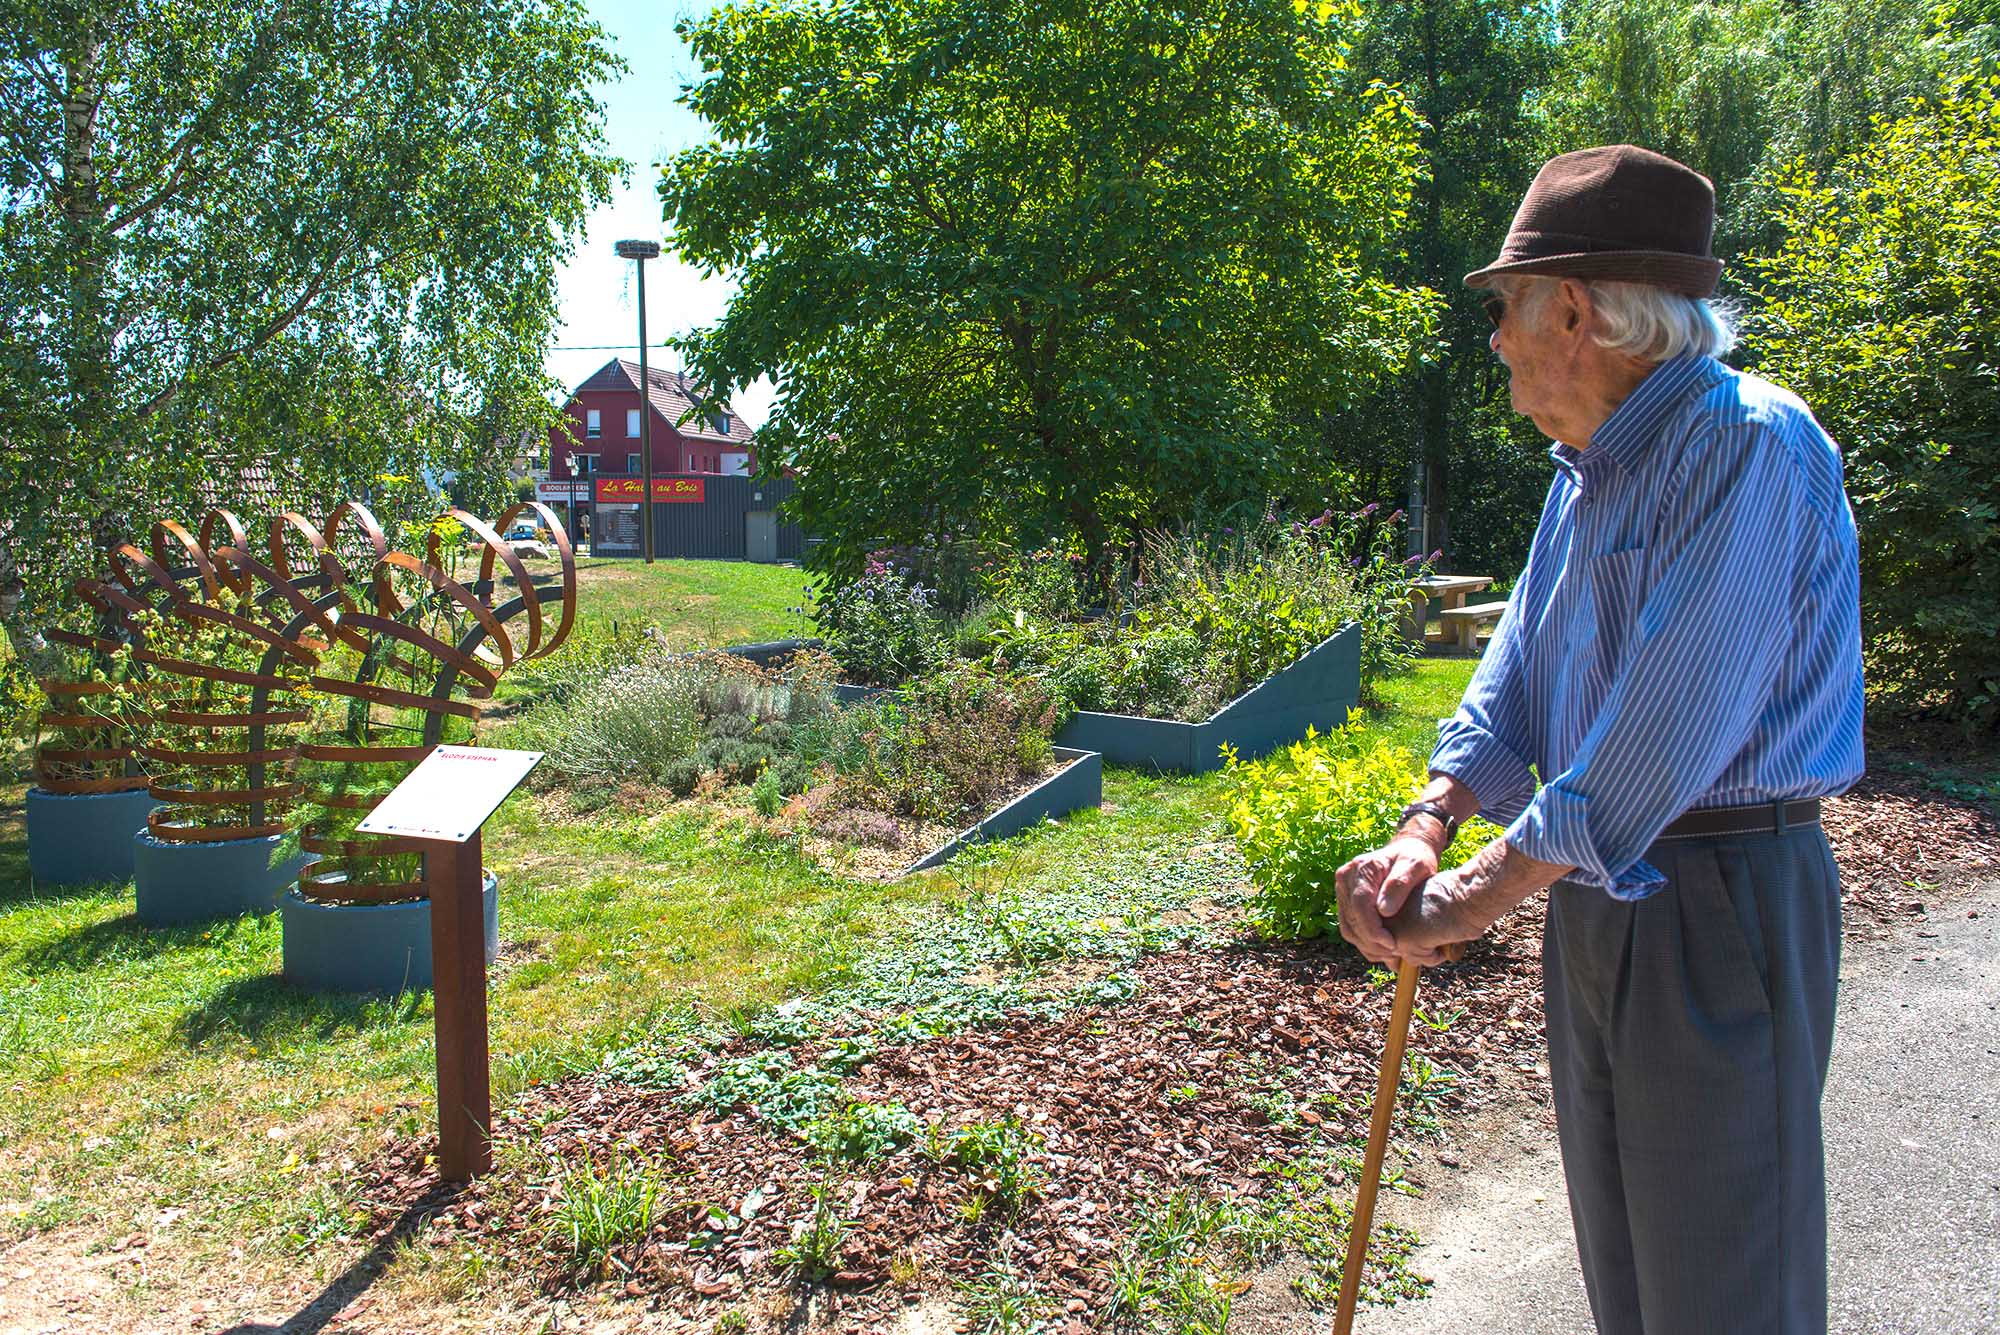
[357,745,542,843]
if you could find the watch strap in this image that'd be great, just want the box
[1398,799,1460,845]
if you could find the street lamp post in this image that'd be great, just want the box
[614,239,663,563]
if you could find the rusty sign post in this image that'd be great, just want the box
[358,745,543,1181]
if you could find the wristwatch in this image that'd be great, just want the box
[1397,799,1460,847]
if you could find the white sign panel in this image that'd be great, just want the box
[536,480,584,503]
[356,746,543,844]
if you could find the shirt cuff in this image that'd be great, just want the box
[1430,718,1536,822]
[1504,785,1667,901]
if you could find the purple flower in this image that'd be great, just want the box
[1359,502,1380,518]
[1350,556,1365,567]
[1428,548,1443,563]
[1403,553,1424,566]
[1223,527,1235,535]
[1388,508,1406,524]
[1308,513,1328,529]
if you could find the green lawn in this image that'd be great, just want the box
[507,554,816,650]
[0,653,1478,1318]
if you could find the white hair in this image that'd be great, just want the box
[1492,275,1738,362]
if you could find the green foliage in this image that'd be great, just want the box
[806,1099,919,1162]
[683,1050,845,1132]
[0,0,622,641]
[663,0,1435,586]
[551,1151,665,1278]
[772,1173,851,1281]
[812,562,954,687]
[1225,713,1494,940]
[1741,79,2000,724]
[925,1115,1045,1215]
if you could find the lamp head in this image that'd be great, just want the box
[614,239,661,260]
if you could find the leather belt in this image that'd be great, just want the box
[1653,799,1821,842]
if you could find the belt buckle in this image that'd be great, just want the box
[1771,798,1788,835]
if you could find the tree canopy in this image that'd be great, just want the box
[0,0,622,634]
[661,0,1437,584]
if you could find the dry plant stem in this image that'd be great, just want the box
[1334,957,1422,1335]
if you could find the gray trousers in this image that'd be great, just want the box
[1543,825,1841,1335]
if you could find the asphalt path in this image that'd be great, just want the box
[1354,878,2000,1335]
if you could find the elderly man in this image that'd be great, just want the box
[1336,145,1864,1335]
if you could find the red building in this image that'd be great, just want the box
[548,358,758,482]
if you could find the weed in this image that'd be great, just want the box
[773,1175,850,1281]
[959,1256,1050,1335]
[1399,1053,1459,1139]
[281,1179,368,1255]
[714,1312,749,1334]
[929,1116,1045,1215]
[550,1151,665,1278]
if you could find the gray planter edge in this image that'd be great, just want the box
[281,870,501,995]
[1054,622,1362,773]
[898,747,1102,876]
[25,786,161,888]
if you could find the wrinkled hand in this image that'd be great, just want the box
[1335,834,1440,965]
[1381,866,1488,967]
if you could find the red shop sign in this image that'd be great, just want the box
[594,477,705,503]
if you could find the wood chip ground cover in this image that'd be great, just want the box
[347,774,1998,1333]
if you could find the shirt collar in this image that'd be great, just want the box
[1547,354,1718,486]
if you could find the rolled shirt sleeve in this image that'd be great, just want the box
[1503,421,1811,899]
[1430,600,1538,823]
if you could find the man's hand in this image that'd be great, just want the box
[1380,866,1490,967]
[1335,833,1441,965]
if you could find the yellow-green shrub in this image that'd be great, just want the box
[1225,713,1495,941]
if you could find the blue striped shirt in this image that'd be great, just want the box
[1429,354,1865,899]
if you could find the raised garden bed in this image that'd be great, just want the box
[132,828,308,926]
[899,746,1101,875]
[25,787,160,888]
[282,870,500,994]
[1052,622,1360,773]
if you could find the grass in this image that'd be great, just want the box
[501,554,814,650]
[0,641,1478,1318]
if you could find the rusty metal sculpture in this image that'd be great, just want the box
[30,575,149,796]
[37,501,575,895]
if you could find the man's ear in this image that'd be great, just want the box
[1556,279,1594,336]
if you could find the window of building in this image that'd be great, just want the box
[712,412,731,435]
[626,408,641,437]
[574,453,598,477]
[627,452,641,474]
[585,409,601,438]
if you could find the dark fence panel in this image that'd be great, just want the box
[631,475,802,561]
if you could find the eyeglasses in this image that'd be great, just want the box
[1483,296,1507,327]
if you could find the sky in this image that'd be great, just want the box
[543,1,776,429]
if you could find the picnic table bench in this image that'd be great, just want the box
[1440,600,1508,654]
[1405,574,1494,639]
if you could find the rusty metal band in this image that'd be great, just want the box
[173,598,321,666]
[131,649,299,693]
[108,544,185,602]
[298,870,428,904]
[146,810,289,843]
[217,547,373,655]
[297,788,383,810]
[36,773,151,795]
[45,628,121,654]
[492,501,579,661]
[369,551,516,669]
[434,509,543,657]
[196,510,251,593]
[338,611,500,695]
[307,673,478,718]
[36,745,133,763]
[39,712,120,729]
[139,742,300,767]
[40,679,115,697]
[152,520,225,601]
[299,829,432,858]
[159,706,313,729]
[151,782,302,807]
[268,511,332,585]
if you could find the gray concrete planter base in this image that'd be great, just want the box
[1053,622,1361,773]
[25,787,160,888]
[282,872,500,995]
[899,748,1101,875]
[132,829,306,926]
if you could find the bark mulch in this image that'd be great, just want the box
[1822,771,2000,935]
[357,909,1549,1331]
[349,770,1992,1330]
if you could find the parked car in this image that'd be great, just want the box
[501,521,550,561]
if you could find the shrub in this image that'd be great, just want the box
[510,649,706,789]
[1742,80,2000,725]
[750,765,785,817]
[1225,713,1493,942]
[812,562,954,687]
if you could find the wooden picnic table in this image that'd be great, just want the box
[1404,574,1495,641]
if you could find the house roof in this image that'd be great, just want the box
[574,359,756,447]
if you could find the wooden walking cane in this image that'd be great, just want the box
[1332,942,1463,1335]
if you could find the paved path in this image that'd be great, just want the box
[1355,878,2000,1335]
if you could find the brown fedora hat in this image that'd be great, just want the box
[1465,145,1722,297]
